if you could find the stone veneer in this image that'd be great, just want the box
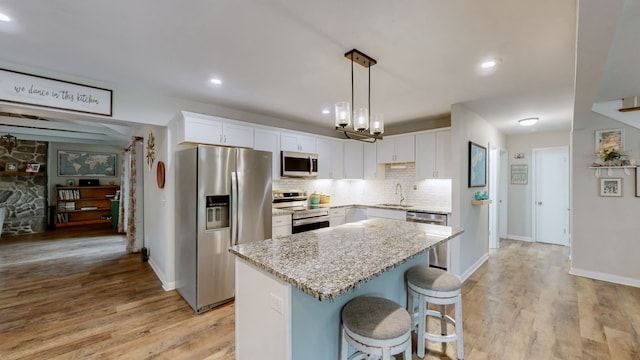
[0,140,48,236]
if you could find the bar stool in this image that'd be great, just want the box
[406,266,464,359]
[340,296,412,360]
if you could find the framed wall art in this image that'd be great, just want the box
[0,68,112,116]
[58,150,117,177]
[468,141,487,188]
[600,178,622,197]
[511,164,528,185]
[25,163,40,172]
[5,162,17,172]
[595,128,624,151]
[636,167,640,197]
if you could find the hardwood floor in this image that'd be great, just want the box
[0,228,235,360]
[1,232,638,359]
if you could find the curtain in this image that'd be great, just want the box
[120,136,142,253]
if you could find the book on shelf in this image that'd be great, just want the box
[80,206,99,211]
[58,189,81,200]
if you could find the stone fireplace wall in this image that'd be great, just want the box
[0,140,48,236]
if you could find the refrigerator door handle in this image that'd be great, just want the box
[231,171,239,246]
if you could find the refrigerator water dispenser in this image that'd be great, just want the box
[206,195,229,230]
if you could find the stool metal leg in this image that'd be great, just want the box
[440,304,447,336]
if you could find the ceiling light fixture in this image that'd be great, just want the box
[1,133,17,152]
[210,78,222,85]
[322,108,330,115]
[335,49,383,143]
[518,117,538,126]
[480,60,497,69]
[0,13,10,22]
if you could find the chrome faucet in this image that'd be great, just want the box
[395,183,406,205]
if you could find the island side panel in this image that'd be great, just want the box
[235,258,291,360]
[290,252,429,359]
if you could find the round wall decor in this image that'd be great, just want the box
[156,161,165,189]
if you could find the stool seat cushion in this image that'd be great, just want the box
[407,266,461,292]
[342,296,411,341]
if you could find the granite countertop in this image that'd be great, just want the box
[329,203,451,215]
[230,218,463,301]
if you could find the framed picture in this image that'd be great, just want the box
[600,178,622,197]
[636,167,640,197]
[66,179,75,186]
[511,164,528,185]
[5,162,17,172]
[0,68,112,116]
[58,150,117,177]
[595,128,624,151]
[25,163,40,172]
[468,141,487,187]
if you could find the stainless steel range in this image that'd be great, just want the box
[272,190,330,233]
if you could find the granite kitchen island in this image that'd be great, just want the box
[230,218,464,360]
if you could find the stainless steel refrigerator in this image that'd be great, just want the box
[175,145,272,314]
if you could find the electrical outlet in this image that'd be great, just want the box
[270,293,283,314]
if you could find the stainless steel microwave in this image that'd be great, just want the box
[281,151,318,177]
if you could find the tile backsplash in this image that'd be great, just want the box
[273,163,451,211]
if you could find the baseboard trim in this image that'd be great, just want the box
[507,234,533,242]
[461,253,489,283]
[570,267,640,288]
[148,257,176,291]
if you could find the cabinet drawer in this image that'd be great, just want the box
[329,208,346,217]
[272,214,292,227]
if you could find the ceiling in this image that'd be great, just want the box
[0,0,635,144]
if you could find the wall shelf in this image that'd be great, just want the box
[589,165,636,177]
[471,199,492,205]
[0,171,44,176]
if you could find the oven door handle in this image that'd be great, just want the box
[292,215,330,227]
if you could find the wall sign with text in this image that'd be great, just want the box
[0,68,112,116]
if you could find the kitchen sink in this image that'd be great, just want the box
[376,203,413,208]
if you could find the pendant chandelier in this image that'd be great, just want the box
[335,49,383,142]
[0,133,17,153]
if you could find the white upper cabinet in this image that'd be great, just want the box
[254,127,281,180]
[343,141,364,179]
[176,111,254,148]
[316,138,344,179]
[281,131,316,153]
[415,129,452,179]
[363,142,384,180]
[377,134,415,163]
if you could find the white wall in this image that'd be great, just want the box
[506,131,570,240]
[571,112,640,287]
[450,103,506,280]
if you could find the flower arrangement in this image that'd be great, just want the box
[597,148,622,162]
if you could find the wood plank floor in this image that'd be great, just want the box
[1,231,639,359]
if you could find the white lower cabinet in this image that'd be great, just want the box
[345,206,368,223]
[272,214,292,238]
[329,207,346,227]
[366,207,406,220]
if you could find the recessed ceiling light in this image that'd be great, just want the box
[0,13,11,22]
[322,108,330,115]
[480,60,498,69]
[518,117,538,126]
[210,78,222,85]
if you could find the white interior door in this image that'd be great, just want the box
[533,147,569,245]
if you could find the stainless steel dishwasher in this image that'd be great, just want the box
[406,211,448,270]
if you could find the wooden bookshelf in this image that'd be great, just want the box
[55,185,119,228]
